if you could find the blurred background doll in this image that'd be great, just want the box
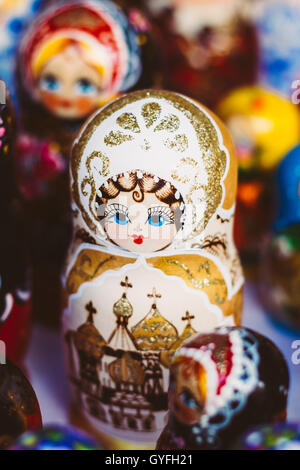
[0,0,45,104]
[0,84,31,365]
[217,86,300,269]
[0,360,42,449]
[254,0,300,98]
[260,144,300,331]
[15,0,157,326]
[18,0,154,154]
[142,0,258,110]
[234,423,300,450]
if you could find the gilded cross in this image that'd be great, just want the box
[148,287,162,304]
[182,311,195,326]
[120,276,133,294]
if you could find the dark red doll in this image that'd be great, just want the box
[0,85,31,364]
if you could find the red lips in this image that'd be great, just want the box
[133,236,144,245]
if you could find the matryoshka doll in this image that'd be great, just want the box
[217,86,300,266]
[17,0,151,326]
[156,327,289,450]
[0,360,42,449]
[62,90,244,449]
[143,0,258,109]
[0,85,31,365]
[18,0,152,155]
[260,144,300,330]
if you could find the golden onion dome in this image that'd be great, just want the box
[113,293,133,318]
[74,302,106,358]
[132,304,178,351]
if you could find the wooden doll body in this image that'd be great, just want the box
[62,90,244,449]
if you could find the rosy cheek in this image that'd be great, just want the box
[39,91,62,110]
[75,97,97,115]
[105,223,128,244]
[178,403,199,424]
[160,224,176,241]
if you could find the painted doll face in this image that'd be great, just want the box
[37,45,104,119]
[103,191,180,253]
[169,358,206,425]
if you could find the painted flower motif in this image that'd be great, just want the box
[104,102,188,153]
[15,134,65,200]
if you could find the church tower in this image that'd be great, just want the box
[131,288,179,351]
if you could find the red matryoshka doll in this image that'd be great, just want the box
[0,359,42,449]
[157,327,289,450]
[18,0,152,154]
[62,90,244,449]
[143,0,258,110]
[0,85,31,364]
[16,0,154,327]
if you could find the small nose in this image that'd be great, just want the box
[61,82,75,101]
[128,204,148,236]
[130,220,143,234]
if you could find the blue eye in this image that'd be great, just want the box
[114,212,129,225]
[148,214,165,227]
[180,391,197,409]
[75,79,97,96]
[40,74,60,92]
[105,204,130,226]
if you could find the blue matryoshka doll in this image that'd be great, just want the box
[260,144,300,330]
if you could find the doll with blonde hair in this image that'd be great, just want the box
[20,0,142,120]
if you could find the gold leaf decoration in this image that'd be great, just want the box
[116,112,140,133]
[87,151,110,176]
[165,134,188,153]
[104,131,134,147]
[154,114,180,133]
[171,157,198,184]
[142,102,161,128]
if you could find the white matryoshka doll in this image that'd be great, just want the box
[62,90,244,449]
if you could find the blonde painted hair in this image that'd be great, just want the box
[32,37,106,81]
